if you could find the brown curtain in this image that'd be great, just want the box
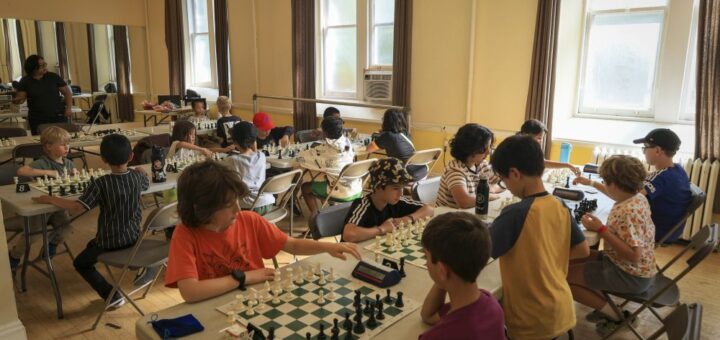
[2,20,11,80]
[34,21,43,57]
[113,26,134,122]
[291,0,317,130]
[55,22,69,81]
[392,0,412,109]
[525,0,561,158]
[165,0,185,96]
[86,24,98,92]
[214,0,230,97]
[696,0,720,212]
[15,20,26,64]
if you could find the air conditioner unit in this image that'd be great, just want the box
[364,70,392,104]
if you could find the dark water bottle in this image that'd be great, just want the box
[151,145,167,183]
[475,177,489,215]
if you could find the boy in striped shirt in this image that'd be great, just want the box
[342,157,434,242]
[33,134,149,307]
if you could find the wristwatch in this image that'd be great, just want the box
[231,270,246,291]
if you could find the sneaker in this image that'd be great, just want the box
[107,292,126,309]
[133,266,161,287]
[8,254,20,273]
[595,311,639,336]
[585,310,607,323]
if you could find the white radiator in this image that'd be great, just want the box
[592,146,719,240]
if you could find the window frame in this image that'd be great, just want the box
[368,0,394,69]
[183,0,218,90]
[576,6,667,119]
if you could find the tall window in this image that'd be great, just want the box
[94,25,117,86]
[577,0,698,122]
[184,0,217,89]
[318,0,394,100]
[7,19,23,80]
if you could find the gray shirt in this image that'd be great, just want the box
[223,151,275,208]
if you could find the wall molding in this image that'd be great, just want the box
[0,320,26,340]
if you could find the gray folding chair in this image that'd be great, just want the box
[295,129,322,143]
[647,303,703,340]
[309,202,353,241]
[656,183,705,247]
[601,224,718,339]
[405,148,442,182]
[91,202,179,330]
[248,169,303,268]
[317,158,377,209]
[1,162,26,243]
[411,176,441,204]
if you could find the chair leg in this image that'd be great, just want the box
[140,265,166,299]
[63,241,75,261]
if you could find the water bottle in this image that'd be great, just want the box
[475,177,489,215]
[151,145,167,183]
[560,142,573,163]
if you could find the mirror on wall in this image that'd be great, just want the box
[0,18,149,123]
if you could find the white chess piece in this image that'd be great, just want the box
[305,266,315,281]
[317,289,325,304]
[226,311,236,325]
[13,176,18,185]
[374,250,380,263]
[329,267,335,281]
[327,283,336,300]
[271,289,281,304]
[235,294,245,310]
[245,300,255,316]
[318,271,326,285]
[374,236,381,250]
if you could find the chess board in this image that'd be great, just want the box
[544,168,576,187]
[364,236,427,270]
[216,267,419,340]
[30,179,92,196]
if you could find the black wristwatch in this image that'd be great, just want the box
[231,270,246,291]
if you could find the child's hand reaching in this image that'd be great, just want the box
[200,148,213,158]
[573,176,591,186]
[46,170,60,178]
[327,242,361,261]
[245,268,276,285]
[279,135,290,147]
[581,213,603,231]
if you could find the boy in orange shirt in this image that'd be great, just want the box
[165,161,361,302]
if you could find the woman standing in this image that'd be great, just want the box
[13,55,73,135]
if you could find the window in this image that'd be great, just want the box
[94,25,117,87]
[318,0,394,100]
[184,0,217,90]
[7,19,23,80]
[576,0,698,122]
[679,0,700,121]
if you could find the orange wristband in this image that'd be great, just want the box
[597,225,608,234]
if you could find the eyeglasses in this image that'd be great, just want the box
[642,145,658,152]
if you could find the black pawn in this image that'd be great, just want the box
[384,289,393,303]
[331,327,340,340]
[353,290,361,308]
[395,292,404,308]
[306,332,311,340]
[47,185,53,197]
[353,308,365,334]
[343,311,352,330]
[268,327,275,340]
[565,177,570,188]
[332,318,339,334]
[364,299,371,315]
[375,293,381,307]
[376,301,385,320]
[354,306,363,322]
[344,322,353,340]
[318,324,327,340]
[366,303,378,328]
[59,185,66,196]
[399,258,406,277]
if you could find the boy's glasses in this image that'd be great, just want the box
[642,145,658,152]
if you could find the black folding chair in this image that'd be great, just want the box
[647,303,703,340]
[601,224,718,339]
[295,129,322,143]
[0,127,27,138]
[308,202,353,241]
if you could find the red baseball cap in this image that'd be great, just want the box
[252,112,275,131]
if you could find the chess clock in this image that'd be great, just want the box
[552,187,585,201]
[351,260,401,288]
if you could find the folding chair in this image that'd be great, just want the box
[12,143,45,165]
[647,303,703,340]
[0,127,27,138]
[316,158,377,209]
[601,224,718,339]
[248,169,303,268]
[91,202,179,330]
[405,148,442,182]
[656,183,705,247]
[411,176,441,204]
[295,129,322,143]
[37,122,88,170]
[308,202,353,241]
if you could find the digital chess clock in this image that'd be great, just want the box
[351,260,402,288]
[553,187,585,201]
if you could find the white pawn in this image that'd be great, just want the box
[374,236,381,250]
[235,294,245,310]
[327,283,336,300]
[271,289,280,304]
[318,271,326,285]
[317,289,325,304]
[374,250,381,263]
[226,311,236,325]
[329,267,335,281]
[13,176,18,185]
[245,301,255,316]
[274,269,281,282]
[263,281,271,300]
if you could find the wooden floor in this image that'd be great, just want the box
[7,151,720,339]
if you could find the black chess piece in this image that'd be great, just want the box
[353,290,361,307]
[332,318,339,334]
[375,293,381,306]
[47,185,53,197]
[384,288,393,303]
[69,184,77,194]
[376,301,385,320]
[318,324,327,340]
[343,311,352,330]
[268,327,275,340]
[363,299,371,315]
[330,327,340,340]
[366,303,378,328]
[395,292,404,308]
[399,258,406,277]
[59,185,66,196]
[344,321,353,340]
[306,332,311,340]
[353,307,365,334]
[354,306,363,322]
[565,176,570,188]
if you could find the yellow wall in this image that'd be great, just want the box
[0,0,146,27]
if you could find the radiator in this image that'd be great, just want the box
[592,146,719,240]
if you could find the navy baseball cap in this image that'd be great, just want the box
[633,128,681,152]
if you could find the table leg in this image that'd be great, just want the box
[20,217,31,292]
[40,214,64,319]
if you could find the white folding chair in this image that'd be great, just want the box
[318,158,378,209]
[249,169,303,268]
[91,202,179,330]
[405,148,443,181]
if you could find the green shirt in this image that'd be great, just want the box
[29,155,75,176]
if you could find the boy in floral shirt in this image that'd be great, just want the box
[569,155,657,336]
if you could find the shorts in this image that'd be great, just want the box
[583,252,655,294]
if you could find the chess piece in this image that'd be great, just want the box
[59,185,66,196]
[235,294,245,309]
[271,289,280,304]
[384,289,393,303]
[13,176,18,185]
[332,318,340,336]
[317,289,326,304]
[329,267,335,281]
[306,332,311,340]
[363,299,372,315]
[330,327,340,340]
[226,311,236,325]
[366,303,378,328]
[318,324,327,340]
[354,290,362,308]
[374,250,380,263]
[565,176,570,188]
[395,291,404,308]
[344,321,353,340]
[343,311,352,330]
[353,307,365,334]
[245,300,255,316]
[399,258,406,277]
[376,301,385,320]
[47,185,53,196]
[268,327,275,340]
[374,236,381,250]
[327,283,336,300]
[319,271,327,285]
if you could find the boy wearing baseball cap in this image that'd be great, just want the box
[252,112,294,149]
[342,157,434,242]
[633,128,692,243]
